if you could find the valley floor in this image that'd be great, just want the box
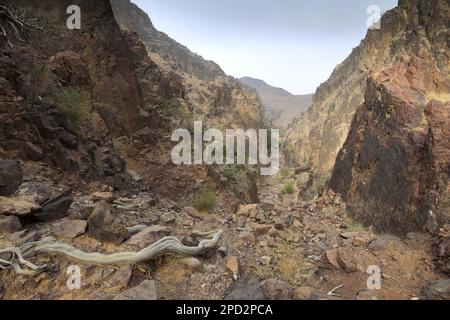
[0,163,447,300]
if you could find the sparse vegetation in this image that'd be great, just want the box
[54,88,89,135]
[281,167,290,178]
[220,164,248,196]
[192,191,216,213]
[281,182,295,195]
[346,220,364,232]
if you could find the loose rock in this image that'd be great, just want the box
[114,280,160,300]
[0,215,22,235]
[0,160,22,196]
[51,219,87,238]
[88,202,128,245]
[125,225,171,248]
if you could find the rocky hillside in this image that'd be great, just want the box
[239,77,313,128]
[110,0,266,130]
[284,0,450,197]
[330,48,449,235]
[0,0,151,188]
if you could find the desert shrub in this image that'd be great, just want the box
[54,88,89,135]
[220,164,248,195]
[281,167,290,178]
[192,191,216,213]
[281,182,295,195]
[346,220,364,232]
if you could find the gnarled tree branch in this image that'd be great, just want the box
[0,229,223,275]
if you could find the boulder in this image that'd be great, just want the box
[88,202,128,245]
[114,280,160,300]
[0,160,22,196]
[0,215,22,235]
[224,274,266,300]
[34,189,73,222]
[125,225,171,248]
[51,219,87,238]
[262,279,293,300]
[336,249,357,273]
[0,195,40,216]
[424,280,450,300]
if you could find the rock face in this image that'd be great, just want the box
[0,0,146,188]
[0,160,22,196]
[110,0,266,130]
[239,77,313,128]
[284,0,450,197]
[330,49,450,236]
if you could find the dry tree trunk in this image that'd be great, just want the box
[0,5,42,48]
[0,230,224,275]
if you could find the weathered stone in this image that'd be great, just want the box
[224,274,266,300]
[34,189,73,222]
[238,232,256,245]
[226,256,240,280]
[51,219,87,238]
[0,195,40,216]
[368,239,389,251]
[88,202,128,245]
[0,160,22,196]
[324,249,341,269]
[337,249,357,273]
[251,223,272,236]
[179,257,203,271]
[126,225,171,248]
[48,51,91,87]
[104,266,133,292]
[0,215,21,234]
[424,280,450,300]
[262,279,293,300]
[22,142,44,161]
[114,280,160,300]
[91,191,113,201]
[182,206,201,219]
[294,286,321,300]
[0,279,4,299]
[237,204,258,217]
[161,212,176,224]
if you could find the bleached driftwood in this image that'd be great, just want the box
[0,229,223,275]
[0,5,42,47]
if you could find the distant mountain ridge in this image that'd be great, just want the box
[239,77,313,128]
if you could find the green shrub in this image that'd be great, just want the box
[55,88,89,135]
[192,191,216,213]
[281,167,290,178]
[220,165,247,195]
[281,182,295,195]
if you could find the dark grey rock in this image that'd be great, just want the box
[0,160,22,196]
[224,274,266,300]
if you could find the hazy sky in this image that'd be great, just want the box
[132,0,398,94]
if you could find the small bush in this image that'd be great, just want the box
[220,165,248,195]
[55,88,89,135]
[192,191,216,213]
[281,182,295,195]
[281,168,290,178]
[347,220,364,232]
